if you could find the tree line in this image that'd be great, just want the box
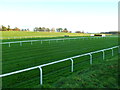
[0,25,29,31]
[0,25,84,33]
[34,27,71,33]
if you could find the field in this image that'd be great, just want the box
[1,32,119,88]
[1,31,91,39]
[50,56,119,88]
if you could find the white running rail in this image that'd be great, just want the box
[0,35,108,39]
[0,45,119,85]
[0,37,106,47]
[1,38,79,45]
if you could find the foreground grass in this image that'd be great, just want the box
[41,55,119,88]
[2,36,119,88]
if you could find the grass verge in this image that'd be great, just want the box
[43,55,119,88]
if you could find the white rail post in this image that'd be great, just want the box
[89,53,92,65]
[9,43,11,47]
[20,42,22,46]
[70,58,73,72]
[102,50,105,60]
[111,48,114,56]
[38,66,43,85]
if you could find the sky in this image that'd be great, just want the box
[0,0,118,33]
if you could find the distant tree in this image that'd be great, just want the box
[46,28,50,32]
[51,28,55,32]
[24,29,26,31]
[14,27,20,31]
[62,28,68,33]
[0,25,2,31]
[40,27,45,32]
[7,25,10,31]
[21,29,24,31]
[34,27,39,32]
[56,28,63,32]
[27,28,29,31]
[38,27,42,32]
[2,25,7,31]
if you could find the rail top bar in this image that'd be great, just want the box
[0,38,80,44]
[0,45,119,78]
[0,36,107,44]
[0,66,38,77]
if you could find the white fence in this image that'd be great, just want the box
[0,35,64,39]
[0,45,119,85]
[1,37,106,47]
[0,35,108,39]
[1,38,77,47]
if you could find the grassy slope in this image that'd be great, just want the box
[2,36,86,42]
[2,37,119,88]
[47,56,119,88]
[1,31,90,38]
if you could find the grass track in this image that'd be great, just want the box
[2,36,119,88]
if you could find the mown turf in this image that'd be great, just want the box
[1,36,119,88]
[48,55,119,88]
[2,36,87,42]
[1,31,91,39]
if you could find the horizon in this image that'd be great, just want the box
[0,0,118,33]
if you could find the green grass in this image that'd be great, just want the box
[48,56,119,88]
[1,36,119,88]
[2,36,87,42]
[1,31,91,39]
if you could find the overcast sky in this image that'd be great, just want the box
[0,0,118,33]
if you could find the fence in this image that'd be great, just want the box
[0,35,64,39]
[0,35,108,39]
[1,37,107,47]
[0,45,119,85]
